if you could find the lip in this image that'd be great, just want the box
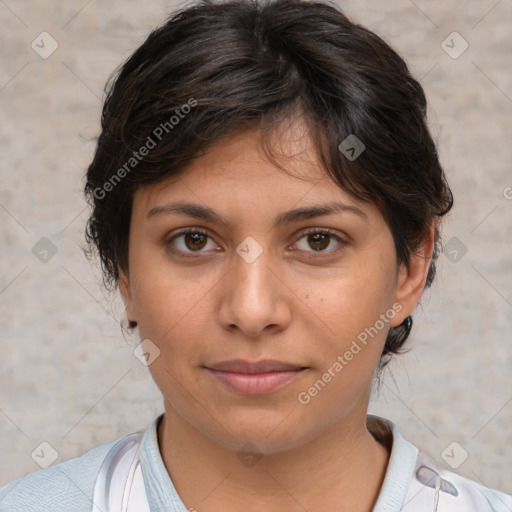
[206,359,305,373]
[204,359,307,395]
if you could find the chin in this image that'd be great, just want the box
[202,409,314,455]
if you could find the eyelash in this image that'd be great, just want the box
[165,227,348,259]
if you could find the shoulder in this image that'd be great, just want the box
[368,415,512,512]
[405,448,512,512]
[0,434,136,512]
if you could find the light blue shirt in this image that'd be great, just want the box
[1,413,511,511]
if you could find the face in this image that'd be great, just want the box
[120,121,432,454]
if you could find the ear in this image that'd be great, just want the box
[119,269,137,325]
[391,223,435,327]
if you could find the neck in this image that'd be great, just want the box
[157,404,390,512]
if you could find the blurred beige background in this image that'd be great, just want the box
[1,0,511,494]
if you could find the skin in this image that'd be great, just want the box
[120,119,434,512]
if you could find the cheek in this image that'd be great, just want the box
[130,253,219,352]
[293,252,398,395]
[301,257,397,339]
[294,280,394,418]
[131,270,213,398]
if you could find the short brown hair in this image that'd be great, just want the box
[84,0,453,368]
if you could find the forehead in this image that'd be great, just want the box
[134,121,370,216]
[127,123,392,243]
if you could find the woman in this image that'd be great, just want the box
[1,0,510,510]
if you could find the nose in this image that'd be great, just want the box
[216,242,292,339]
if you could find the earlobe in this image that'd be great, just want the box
[391,225,435,327]
[119,270,137,326]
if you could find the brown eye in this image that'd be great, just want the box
[294,228,347,255]
[183,232,208,251]
[166,228,218,256]
[307,233,331,251]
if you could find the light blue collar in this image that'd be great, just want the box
[137,413,419,512]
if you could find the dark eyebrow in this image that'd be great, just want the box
[275,201,368,225]
[146,200,368,226]
[147,201,230,226]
